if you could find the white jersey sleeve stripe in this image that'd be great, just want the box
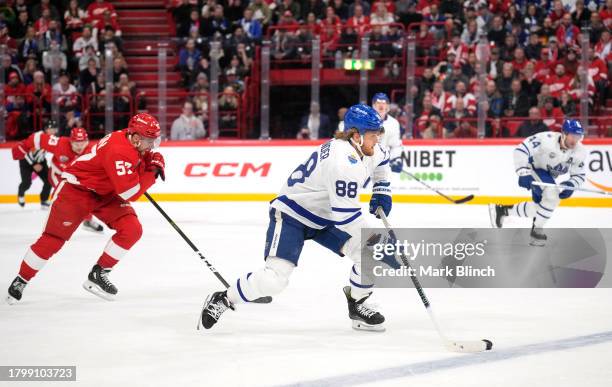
[33,131,42,149]
[119,184,140,200]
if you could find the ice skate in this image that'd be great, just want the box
[83,265,117,301]
[489,204,510,228]
[6,276,28,305]
[530,222,547,247]
[41,200,51,210]
[198,291,234,330]
[83,219,104,233]
[18,196,25,208]
[343,286,385,332]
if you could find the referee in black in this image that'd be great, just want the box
[17,120,57,209]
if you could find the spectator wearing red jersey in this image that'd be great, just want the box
[545,63,572,99]
[570,65,597,107]
[415,94,442,132]
[594,29,611,61]
[25,70,51,109]
[600,0,612,28]
[444,97,476,138]
[87,0,117,29]
[370,2,394,34]
[52,72,79,114]
[444,81,476,115]
[446,31,469,67]
[5,72,25,104]
[511,47,530,73]
[278,10,299,30]
[34,8,52,37]
[556,13,580,49]
[539,96,563,131]
[320,6,341,33]
[372,0,395,15]
[303,12,321,35]
[587,47,609,105]
[548,0,566,27]
[93,10,122,37]
[431,81,450,113]
[0,21,17,54]
[346,4,369,35]
[534,47,555,82]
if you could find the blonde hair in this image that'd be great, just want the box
[334,127,359,141]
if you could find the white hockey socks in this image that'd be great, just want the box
[227,257,295,304]
[349,263,374,300]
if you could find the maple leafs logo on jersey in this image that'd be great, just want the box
[348,154,358,164]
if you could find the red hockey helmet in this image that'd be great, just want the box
[70,127,88,142]
[128,113,161,138]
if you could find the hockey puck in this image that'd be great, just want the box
[483,339,493,350]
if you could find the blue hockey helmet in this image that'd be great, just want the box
[562,119,585,137]
[371,92,390,104]
[343,104,383,135]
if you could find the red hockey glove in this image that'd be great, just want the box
[145,152,165,181]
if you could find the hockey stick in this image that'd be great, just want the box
[532,181,612,196]
[376,208,493,353]
[401,152,474,204]
[144,192,272,304]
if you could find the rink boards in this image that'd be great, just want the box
[0,139,611,207]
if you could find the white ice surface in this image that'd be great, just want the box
[1,202,612,387]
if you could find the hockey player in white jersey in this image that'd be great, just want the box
[489,119,587,245]
[372,93,404,173]
[199,104,395,331]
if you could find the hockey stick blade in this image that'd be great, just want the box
[377,208,493,353]
[453,194,475,204]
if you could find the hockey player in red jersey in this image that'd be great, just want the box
[6,113,165,304]
[12,127,105,232]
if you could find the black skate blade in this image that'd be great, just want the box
[251,296,273,304]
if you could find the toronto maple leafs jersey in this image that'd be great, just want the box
[379,115,403,161]
[271,139,391,233]
[513,131,587,187]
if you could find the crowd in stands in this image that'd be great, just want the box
[170,0,611,138]
[2,0,610,139]
[2,0,137,139]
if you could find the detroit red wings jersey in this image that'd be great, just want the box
[12,131,94,187]
[62,130,156,201]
